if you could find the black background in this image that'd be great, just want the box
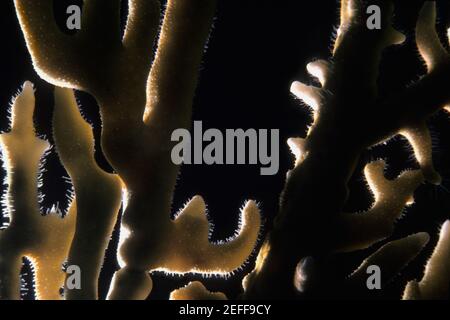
[0,0,449,300]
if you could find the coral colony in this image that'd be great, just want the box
[0,0,448,301]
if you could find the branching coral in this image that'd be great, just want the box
[1,0,447,301]
[12,0,261,300]
[243,0,450,299]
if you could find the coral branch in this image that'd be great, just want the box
[144,0,217,125]
[14,1,76,88]
[347,233,429,290]
[53,88,122,300]
[416,2,448,73]
[109,197,260,299]
[403,220,450,300]
[122,0,160,53]
[335,161,423,252]
[400,123,441,184]
[0,82,76,300]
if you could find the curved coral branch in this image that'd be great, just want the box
[384,3,449,128]
[290,81,323,113]
[14,1,77,88]
[347,233,429,289]
[166,197,261,274]
[53,88,122,300]
[108,197,260,299]
[416,2,449,73]
[400,124,441,185]
[335,161,424,252]
[122,196,260,275]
